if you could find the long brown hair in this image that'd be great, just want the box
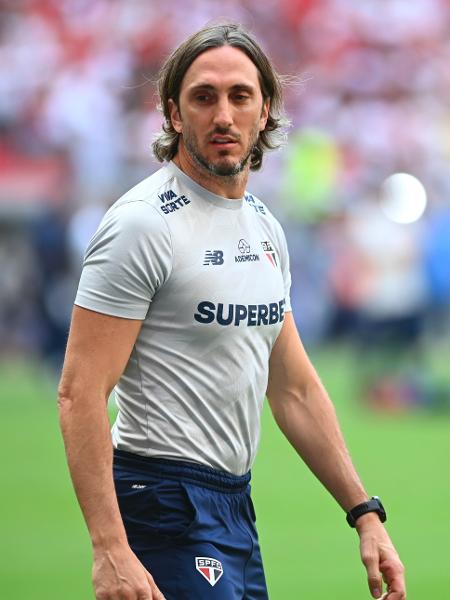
[152,23,290,171]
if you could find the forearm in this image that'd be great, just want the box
[268,315,406,598]
[58,389,127,550]
[268,377,368,512]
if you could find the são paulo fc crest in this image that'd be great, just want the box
[261,240,278,267]
[195,557,223,586]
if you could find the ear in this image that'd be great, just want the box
[168,98,182,133]
[259,98,270,131]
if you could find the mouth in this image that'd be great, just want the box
[209,135,238,149]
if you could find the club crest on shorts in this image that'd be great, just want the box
[195,556,223,586]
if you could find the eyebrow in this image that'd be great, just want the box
[188,83,256,94]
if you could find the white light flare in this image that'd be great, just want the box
[379,173,427,224]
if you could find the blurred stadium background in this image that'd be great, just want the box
[1,0,450,598]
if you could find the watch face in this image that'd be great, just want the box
[372,497,386,516]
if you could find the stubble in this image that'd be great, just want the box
[182,123,260,180]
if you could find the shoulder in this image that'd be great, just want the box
[244,191,286,240]
[117,165,175,207]
[98,166,176,237]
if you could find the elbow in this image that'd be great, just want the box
[269,376,319,406]
[268,376,326,420]
[57,373,79,426]
[57,386,74,428]
[267,385,305,425]
[57,390,72,413]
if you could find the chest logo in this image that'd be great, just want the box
[261,240,278,267]
[238,238,250,254]
[235,239,260,263]
[195,557,223,587]
[204,250,224,266]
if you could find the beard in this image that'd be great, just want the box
[182,123,260,178]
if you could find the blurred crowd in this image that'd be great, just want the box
[1,0,450,408]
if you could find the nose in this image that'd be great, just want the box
[213,98,233,129]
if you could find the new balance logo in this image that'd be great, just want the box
[204,250,224,266]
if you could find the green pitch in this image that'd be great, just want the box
[1,348,449,599]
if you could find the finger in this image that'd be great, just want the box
[380,559,406,599]
[380,559,405,582]
[384,591,406,600]
[145,571,166,600]
[136,590,154,600]
[383,578,406,600]
[134,573,158,600]
[361,549,383,599]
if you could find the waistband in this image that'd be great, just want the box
[113,449,251,493]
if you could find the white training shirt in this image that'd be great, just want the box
[75,161,292,475]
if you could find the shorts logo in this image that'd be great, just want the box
[261,240,278,267]
[204,250,224,266]
[195,557,223,587]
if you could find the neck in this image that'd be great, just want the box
[173,142,249,199]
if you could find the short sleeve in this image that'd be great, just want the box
[75,201,173,319]
[275,221,292,312]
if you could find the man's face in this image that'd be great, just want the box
[169,46,269,177]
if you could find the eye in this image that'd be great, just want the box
[234,94,249,102]
[195,94,211,103]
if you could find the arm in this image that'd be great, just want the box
[58,305,165,600]
[266,313,405,600]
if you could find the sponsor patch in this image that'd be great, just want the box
[158,189,191,215]
[194,299,286,327]
[244,193,266,215]
[235,238,260,263]
[238,238,251,254]
[195,557,223,587]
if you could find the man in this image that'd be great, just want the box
[58,23,406,600]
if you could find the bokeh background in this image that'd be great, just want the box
[1,0,450,598]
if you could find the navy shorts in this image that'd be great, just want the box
[113,450,268,599]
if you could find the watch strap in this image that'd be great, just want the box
[346,496,387,528]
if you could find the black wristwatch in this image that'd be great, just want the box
[346,496,387,528]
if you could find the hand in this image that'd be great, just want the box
[92,543,166,600]
[356,514,406,600]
